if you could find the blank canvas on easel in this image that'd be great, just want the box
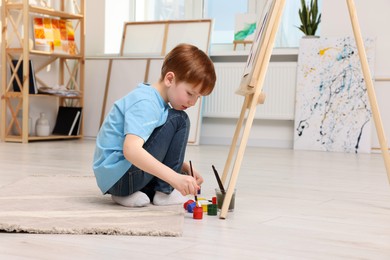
[120,20,212,56]
[121,24,166,56]
[165,22,211,52]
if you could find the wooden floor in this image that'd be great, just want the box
[1,139,390,259]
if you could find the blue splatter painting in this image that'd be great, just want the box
[294,37,375,153]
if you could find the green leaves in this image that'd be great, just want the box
[297,0,322,36]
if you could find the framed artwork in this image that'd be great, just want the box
[294,37,376,153]
[32,17,77,55]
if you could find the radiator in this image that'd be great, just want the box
[203,62,297,120]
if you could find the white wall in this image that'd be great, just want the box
[3,0,384,149]
[85,0,105,56]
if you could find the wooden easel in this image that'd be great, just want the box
[346,0,390,179]
[219,0,285,219]
[233,40,253,51]
[219,0,390,219]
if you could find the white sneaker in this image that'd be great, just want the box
[111,191,150,207]
[153,189,187,206]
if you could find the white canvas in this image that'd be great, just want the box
[294,37,375,153]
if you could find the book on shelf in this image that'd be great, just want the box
[10,60,38,94]
[52,107,82,136]
[68,111,81,135]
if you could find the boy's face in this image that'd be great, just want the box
[167,79,202,111]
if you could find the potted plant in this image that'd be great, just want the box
[297,0,322,36]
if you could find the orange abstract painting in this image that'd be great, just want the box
[32,17,77,55]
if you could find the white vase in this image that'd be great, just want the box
[35,0,51,8]
[36,112,51,136]
[65,0,75,14]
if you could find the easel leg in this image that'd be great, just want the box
[221,95,250,184]
[220,94,259,219]
[346,0,390,183]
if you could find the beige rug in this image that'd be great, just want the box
[0,175,184,236]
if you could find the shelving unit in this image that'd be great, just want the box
[1,0,84,143]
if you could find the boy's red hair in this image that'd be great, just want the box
[160,44,216,96]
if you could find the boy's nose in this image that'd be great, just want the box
[189,99,197,106]
[189,96,200,106]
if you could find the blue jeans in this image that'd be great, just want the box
[107,109,190,199]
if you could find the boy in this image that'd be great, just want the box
[93,44,216,207]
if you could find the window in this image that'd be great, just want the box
[203,0,248,44]
[275,0,322,48]
[135,0,186,21]
[104,0,202,54]
[104,0,132,54]
[104,0,322,54]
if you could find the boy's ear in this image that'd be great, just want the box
[165,72,175,85]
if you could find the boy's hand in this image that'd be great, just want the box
[172,174,199,196]
[191,167,204,186]
[182,162,204,185]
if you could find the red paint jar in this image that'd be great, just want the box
[193,206,203,219]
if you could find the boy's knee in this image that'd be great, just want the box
[168,109,189,123]
[167,110,190,132]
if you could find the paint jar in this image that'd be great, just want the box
[207,204,218,216]
[193,206,203,220]
[199,200,209,212]
[186,202,197,213]
[183,199,195,210]
[215,188,236,212]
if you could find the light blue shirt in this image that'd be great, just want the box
[93,83,170,194]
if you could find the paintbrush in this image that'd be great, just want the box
[189,160,199,205]
[212,165,226,194]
